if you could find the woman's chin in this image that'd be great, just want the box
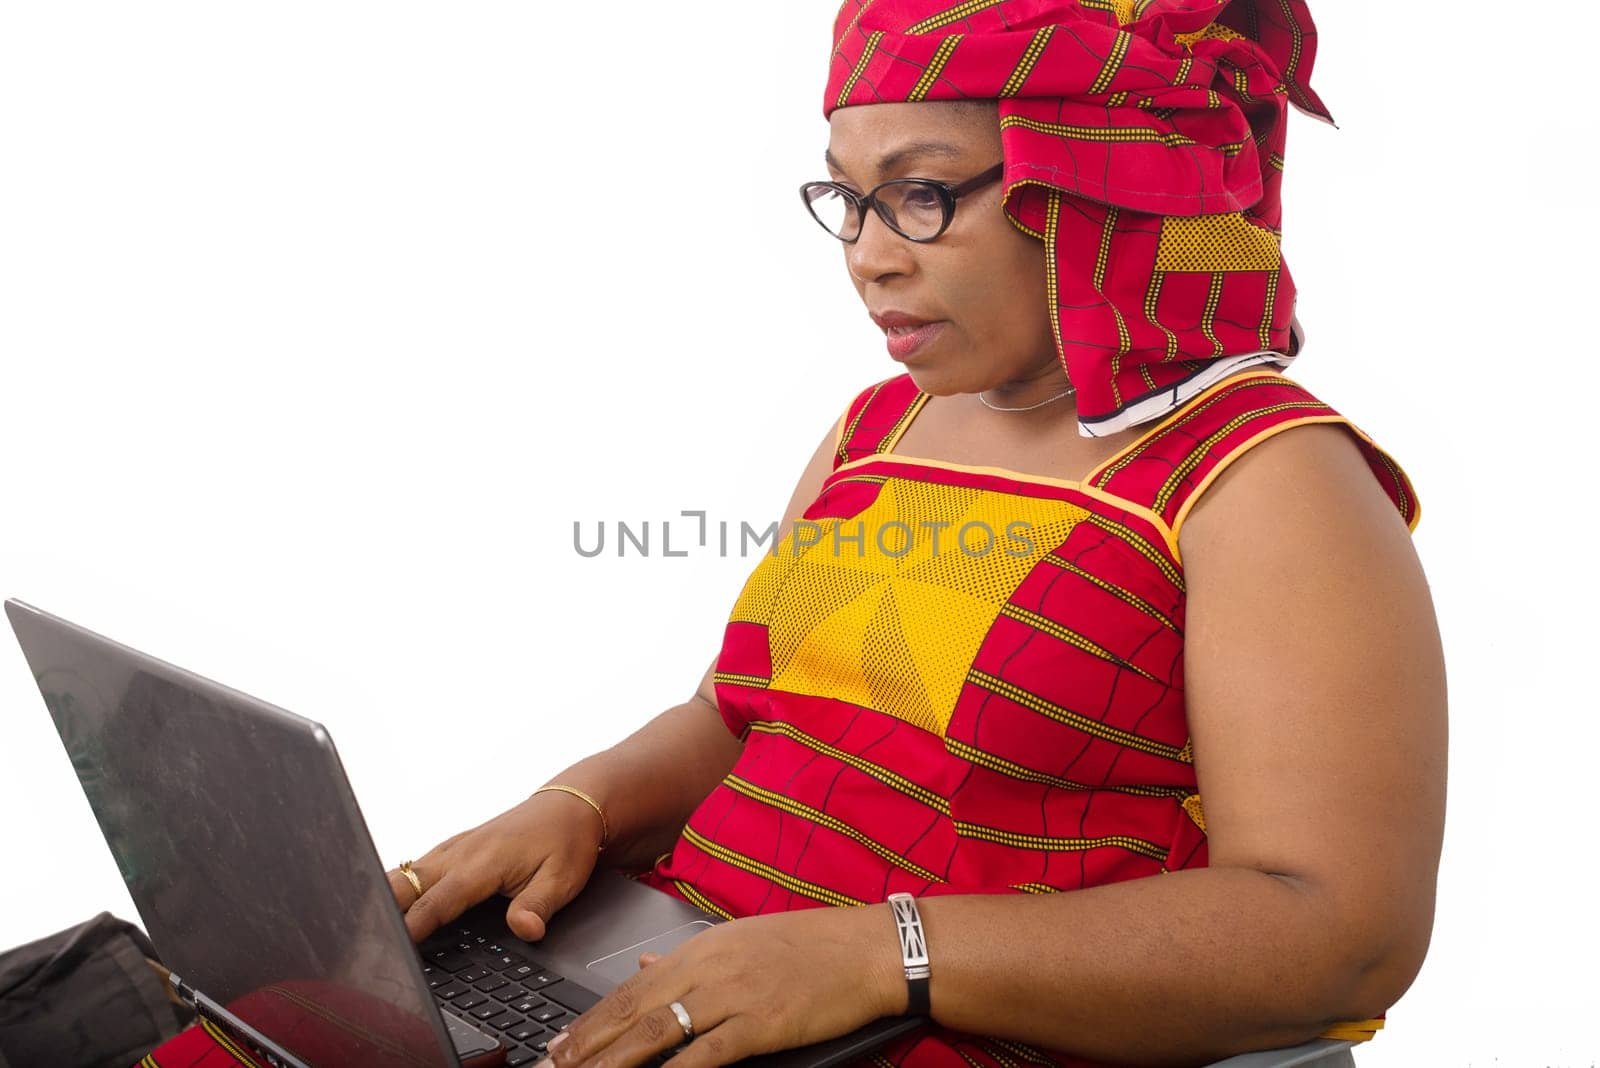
[899,364,972,397]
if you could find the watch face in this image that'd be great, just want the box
[888,895,930,966]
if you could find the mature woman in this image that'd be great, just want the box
[145,1,1445,1066]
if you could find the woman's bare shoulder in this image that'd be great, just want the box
[1178,418,1445,1012]
[1179,419,1413,557]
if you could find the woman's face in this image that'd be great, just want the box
[824,100,1060,396]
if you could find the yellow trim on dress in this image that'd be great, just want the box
[831,451,1182,563]
[1319,1017,1386,1042]
[841,368,1307,567]
[1082,368,1288,485]
[1167,414,1422,546]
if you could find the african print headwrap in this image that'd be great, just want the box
[824,0,1333,437]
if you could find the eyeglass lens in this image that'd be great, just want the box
[805,182,947,241]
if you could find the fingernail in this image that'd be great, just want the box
[548,1032,569,1050]
[533,1059,552,1068]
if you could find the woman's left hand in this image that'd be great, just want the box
[536,903,905,1068]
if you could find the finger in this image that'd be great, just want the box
[505,864,582,942]
[566,998,714,1068]
[553,971,718,1068]
[639,951,663,967]
[386,869,411,910]
[386,862,428,911]
[662,1017,758,1068]
[402,870,479,943]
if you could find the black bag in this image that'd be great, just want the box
[0,912,194,1068]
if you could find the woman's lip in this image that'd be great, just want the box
[886,320,946,361]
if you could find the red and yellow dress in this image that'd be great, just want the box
[137,368,1418,1067]
[633,367,1419,1068]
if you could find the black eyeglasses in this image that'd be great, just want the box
[799,161,1005,244]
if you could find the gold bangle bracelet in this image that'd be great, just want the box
[533,784,608,851]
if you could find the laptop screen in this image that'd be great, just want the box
[8,601,455,1067]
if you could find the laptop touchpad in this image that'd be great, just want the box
[586,921,716,984]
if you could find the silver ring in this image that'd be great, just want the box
[668,1000,694,1040]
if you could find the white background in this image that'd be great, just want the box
[1,2,1593,1065]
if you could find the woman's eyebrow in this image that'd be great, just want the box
[824,140,966,179]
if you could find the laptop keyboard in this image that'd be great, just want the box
[420,924,603,1066]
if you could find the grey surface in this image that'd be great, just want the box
[1205,1039,1357,1067]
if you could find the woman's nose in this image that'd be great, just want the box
[845,204,915,285]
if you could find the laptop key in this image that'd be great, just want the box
[476,974,509,994]
[506,1049,539,1067]
[471,1003,507,1022]
[489,1013,526,1032]
[435,984,467,1000]
[493,984,532,1003]
[525,971,563,991]
[510,1024,543,1043]
[539,980,601,1014]
[511,998,544,1015]
[490,952,529,970]
[458,967,491,984]
[427,948,472,972]
[454,993,487,1011]
[532,1008,568,1026]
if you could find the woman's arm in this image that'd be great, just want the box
[544,666,745,875]
[843,422,1447,1064]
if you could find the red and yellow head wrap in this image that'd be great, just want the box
[824,0,1333,436]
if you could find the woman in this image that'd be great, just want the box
[143,1,1445,1065]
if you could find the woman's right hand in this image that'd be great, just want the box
[384,789,606,944]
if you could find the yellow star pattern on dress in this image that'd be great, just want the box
[731,477,1089,736]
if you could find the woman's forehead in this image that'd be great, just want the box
[824,101,998,178]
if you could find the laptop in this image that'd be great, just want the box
[6,599,926,1068]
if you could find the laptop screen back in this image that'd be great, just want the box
[6,600,455,1067]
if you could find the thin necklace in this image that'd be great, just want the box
[977,382,1076,413]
